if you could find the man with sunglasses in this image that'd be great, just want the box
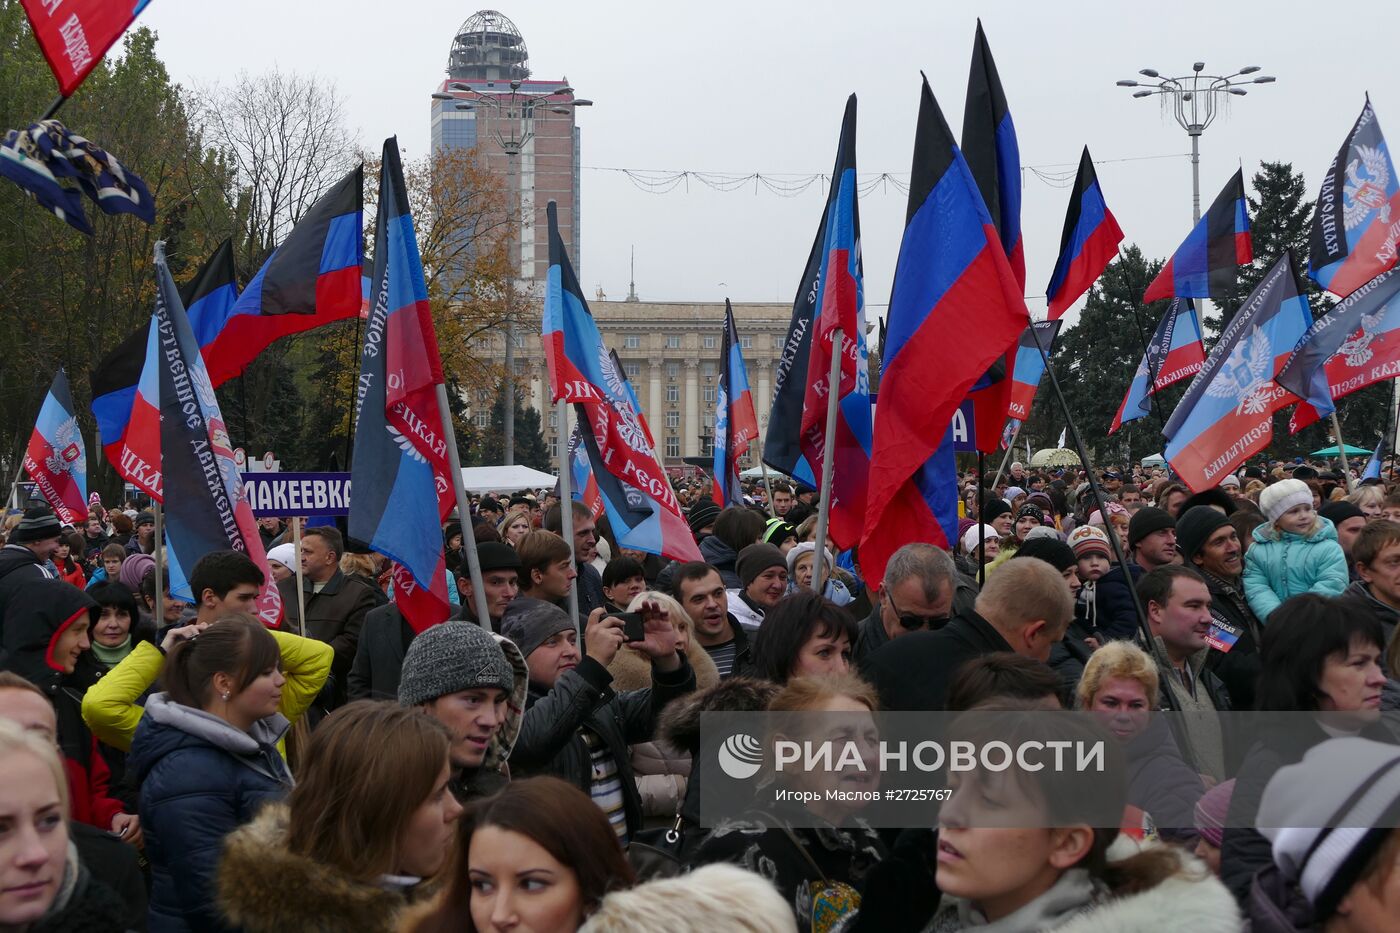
[852,543,956,664]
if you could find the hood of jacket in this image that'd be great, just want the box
[659,675,779,757]
[607,630,720,694]
[219,802,436,933]
[485,633,528,772]
[1343,579,1400,622]
[699,535,738,569]
[127,692,290,783]
[0,578,95,689]
[1254,514,1338,545]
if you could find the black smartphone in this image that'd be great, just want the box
[610,611,646,643]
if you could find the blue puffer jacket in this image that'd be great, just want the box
[1242,516,1350,622]
[127,693,293,933]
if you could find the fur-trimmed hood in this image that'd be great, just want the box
[607,634,720,694]
[659,675,779,757]
[487,633,528,772]
[927,838,1240,933]
[219,803,438,933]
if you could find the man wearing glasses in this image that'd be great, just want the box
[852,543,956,664]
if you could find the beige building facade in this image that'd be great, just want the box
[470,299,793,471]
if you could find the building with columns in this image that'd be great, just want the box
[470,299,792,471]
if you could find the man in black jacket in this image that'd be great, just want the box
[861,558,1072,711]
[852,543,956,665]
[1094,506,1179,640]
[276,525,378,709]
[349,542,520,701]
[1177,505,1263,712]
[504,596,695,842]
[0,507,62,622]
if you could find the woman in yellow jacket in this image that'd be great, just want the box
[81,614,332,756]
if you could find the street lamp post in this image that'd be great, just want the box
[441,79,592,465]
[1116,63,1275,223]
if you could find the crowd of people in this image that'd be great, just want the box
[2,460,1399,932]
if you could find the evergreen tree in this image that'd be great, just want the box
[473,386,549,468]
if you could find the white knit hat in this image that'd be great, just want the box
[1259,737,1400,919]
[960,524,1000,554]
[1259,478,1313,524]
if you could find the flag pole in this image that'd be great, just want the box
[435,384,493,632]
[976,451,986,587]
[991,422,1023,488]
[1329,412,1355,492]
[291,517,307,637]
[758,460,776,515]
[1030,334,1180,713]
[557,399,581,637]
[810,329,844,596]
[152,501,164,626]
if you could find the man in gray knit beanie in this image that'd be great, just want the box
[398,621,525,799]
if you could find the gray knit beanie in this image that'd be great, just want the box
[500,596,576,659]
[397,621,514,707]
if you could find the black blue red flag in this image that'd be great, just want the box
[542,201,700,562]
[563,421,604,521]
[1164,251,1316,491]
[347,140,453,633]
[797,95,872,551]
[860,74,1030,587]
[23,368,87,525]
[1006,320,1061,422]
[713,300,759,508]
[1277,263,1400,432]
[1309,98,1399,298]
[1363,437,1386,481]
[200,167,363,387]
[1143,170,1253,303]
[91,239,239,502]
[1046,148,1123,320]
[961,21,1026,451]
[1109,298,1205,435]
[150,242,281,627]
[763,227,821,490]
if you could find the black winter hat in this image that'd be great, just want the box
[1319,500,1365,528]
[736,543,787,588]
[1177,488,1237,518]
[9,507,62,544]
[688,499,721,536]
[1175,506,1233,563]
[981,498,1012,523]
[1127,507,1176,550]
[1011,537,1077,573]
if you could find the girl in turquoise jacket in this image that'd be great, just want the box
[1243,478,1349,621]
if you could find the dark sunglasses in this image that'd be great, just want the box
[885,588,950,631]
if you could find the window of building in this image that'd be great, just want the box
[703,386,716,404]
[702,335,717,349]
[666,385,679,403]
[475,411,490,429]
[476,388,490,402]
[703,412,715,429]
[548,437,559,459]
[665,411,680,428]
[626,363,641,380]
[701,361,715,378]
[741,336,754,349]
[624,334,640,349]
[665,436,680,458]
[666,335,681,349]
[666,362,680,378]
[548,410,558,429]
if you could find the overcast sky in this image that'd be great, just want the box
[139,0,1397,327]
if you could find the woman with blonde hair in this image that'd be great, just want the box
[1347,481,1385,518]
[1077,641,1205,843]
[498,511,533,548]
[0,718,128,930]
[603,591,720,825]
[219,701,463,931]
[688,674,887,932]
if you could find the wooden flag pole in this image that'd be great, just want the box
[976,451,987,587]
[291,517,307,638]
[436,384,493,632]
[758,460,776,517]
[152,501,164,626]
[810,329,844,596]
[557,399,581,638]
[1330,413,1355,492]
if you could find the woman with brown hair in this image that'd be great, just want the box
[402,776,635,932]
[127,615,294,932]
[219,701,463,931]
[687,674,888,932]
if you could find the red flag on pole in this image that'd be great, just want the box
[20,0,148,97]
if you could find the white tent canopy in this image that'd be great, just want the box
[460,465,557,493]
[740,465,787,479]
[1141,453,1166,468]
